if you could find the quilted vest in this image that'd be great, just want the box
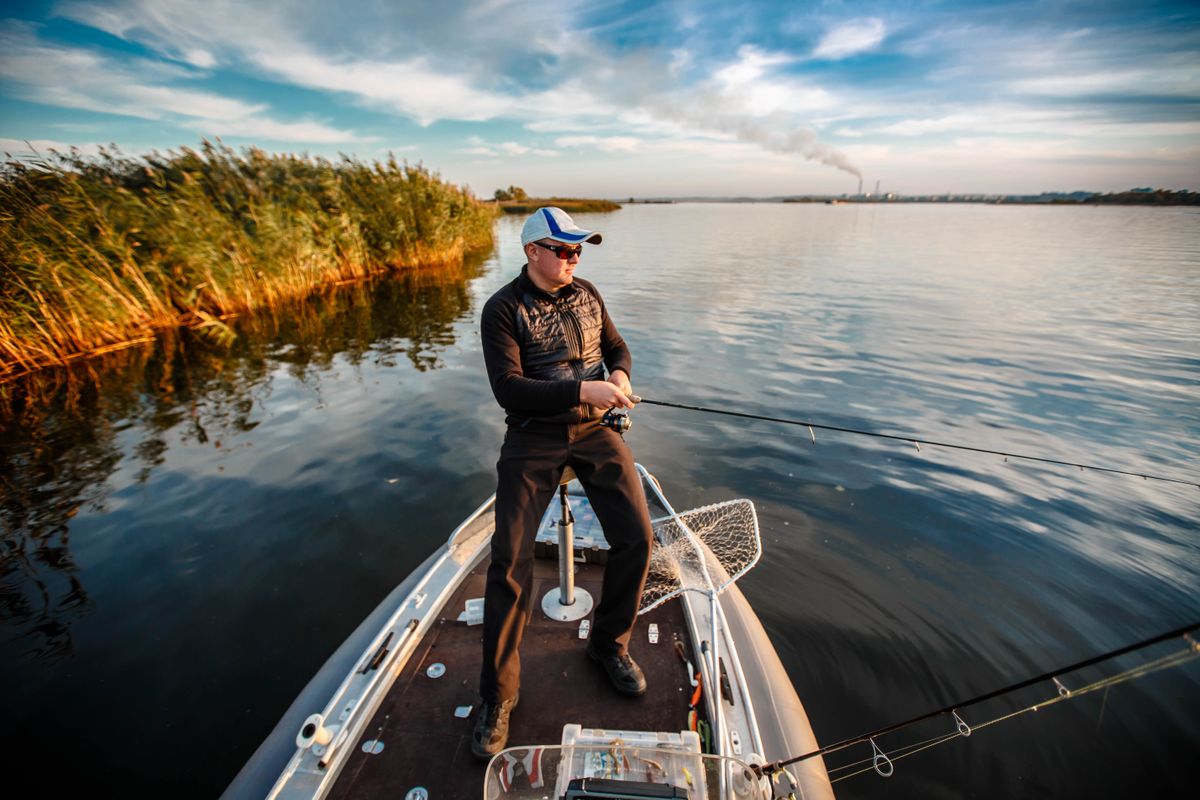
[515,275,607,419]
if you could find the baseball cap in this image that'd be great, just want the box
[520,206,603,247]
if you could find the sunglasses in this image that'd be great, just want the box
[531,240,583,260]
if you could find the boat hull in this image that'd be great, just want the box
[227,475,833,799]
[222,548,443,800]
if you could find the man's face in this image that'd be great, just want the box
[525,239,582,292]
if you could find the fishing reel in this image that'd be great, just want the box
[600,393,639,434]
[600,408,632,434]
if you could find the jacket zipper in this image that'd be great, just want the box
[559,302,589,417]
[560,301,586,377]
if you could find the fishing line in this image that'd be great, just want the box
[826,643,1200,783]
[635,397,1198,489]
[758,620,1200,778]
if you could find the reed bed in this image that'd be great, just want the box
[0,141,498,377]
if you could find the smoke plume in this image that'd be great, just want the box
[651,96,862,180]
[723,116,862,179]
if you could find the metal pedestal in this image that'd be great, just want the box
[541,475,593,622]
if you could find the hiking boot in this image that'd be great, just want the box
[587,641,647,696]
[471,693,518,760]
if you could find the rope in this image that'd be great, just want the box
[759,621,1200,775]
[636,398,1199,489]
[825,642,1200,783]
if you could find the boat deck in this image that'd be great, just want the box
[327,554,698,800]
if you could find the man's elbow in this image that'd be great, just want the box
[491,373,523,406]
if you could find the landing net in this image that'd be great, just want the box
[639,498,761,615]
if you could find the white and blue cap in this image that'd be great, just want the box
[520,206,602,247]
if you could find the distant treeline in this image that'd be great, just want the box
[779,188,1199,205]
[0,141,498,377]
[1088,189,1199,205]
[497,197,621,214]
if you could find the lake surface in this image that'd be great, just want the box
[2,203,1197,798]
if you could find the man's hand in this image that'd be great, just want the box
[581,379,634,409]
[607,369,633,397]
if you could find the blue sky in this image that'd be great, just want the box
[1,0,1197,196]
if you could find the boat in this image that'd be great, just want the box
[224,464,834,799]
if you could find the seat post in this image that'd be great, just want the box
[557,482,575,605]
[541,466,594,622]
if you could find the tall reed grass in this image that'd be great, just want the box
[0,140,498,377]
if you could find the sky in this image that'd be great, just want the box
[1,0,1198,197]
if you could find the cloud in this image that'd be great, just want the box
[9,0,1191,194]
[1010,63,1200,98]
[707,45,834,115]
[461,137,560,158]
[180,116,363,144]
[56,0,556,123]
[526,46,861,175]
[813,18,886,60]
[852,104,1200,142]
[0,137,107,158]
[713,45,793,89]
[247,50,514,127]
[182,48,216,69]
[893,16,1200,108]
[870,109,1071,137]
[49,1,861,177]
[0,24,364,144]
[556,135,644,154]
[552,133,832,165]
[35,0,1194,191]
[498,141,559,157]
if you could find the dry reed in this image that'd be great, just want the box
[0,140,498,377]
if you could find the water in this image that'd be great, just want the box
[2,204,1197,797]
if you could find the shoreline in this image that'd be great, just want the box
[496,197,621,213]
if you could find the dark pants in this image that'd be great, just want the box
[479,418,654,704]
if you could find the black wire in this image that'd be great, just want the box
[763,620,1200,774]
[637,398,1199,489]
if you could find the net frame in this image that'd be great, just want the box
[639,497,762,616]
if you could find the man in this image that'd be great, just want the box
[473,206,655,759]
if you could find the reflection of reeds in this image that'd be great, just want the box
[0,140,498,377]
[0,265,482,661]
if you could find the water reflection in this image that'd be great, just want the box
[2,205,1196,798]
[0,256,485,662]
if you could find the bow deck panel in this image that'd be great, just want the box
[326,556,699,800]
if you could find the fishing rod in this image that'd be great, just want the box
[633,397,1198,489]
[757,620,1200,782]
[823,640,1199,785]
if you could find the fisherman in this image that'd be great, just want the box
[473,206,655,759]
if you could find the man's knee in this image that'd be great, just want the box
[636,528,653,568]
[612,521,653,561]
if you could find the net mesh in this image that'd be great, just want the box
[639,498,761,615]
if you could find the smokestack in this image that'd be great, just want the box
[857,178,863,196]
[875,180,880,196]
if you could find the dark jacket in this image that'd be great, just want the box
[481,266,632,424]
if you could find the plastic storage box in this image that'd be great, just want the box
[555,725,706,799]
